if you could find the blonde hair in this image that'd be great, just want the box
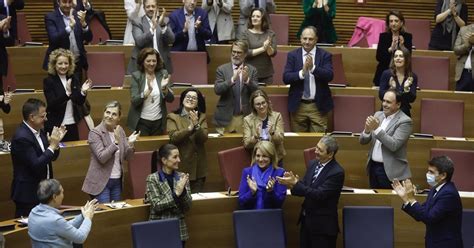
[47,48,76,76]
[252,141,279,168]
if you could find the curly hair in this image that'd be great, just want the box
[47,48,76,76]
[136,47,164,73]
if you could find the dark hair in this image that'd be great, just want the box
[428,156,455,182]
[137,47,164,72]
[247,8,269,31]
[22,98,46,121]
[384,88,402,104]
[385,10,406,33]
[389,45,412,78]
[173,88,206,115]
[249,89,273,115]
[151,143,179,173]
[103,100,122,116]
[319,135,339,156]
[37,179,62,204]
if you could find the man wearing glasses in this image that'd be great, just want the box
[10,98,67,218]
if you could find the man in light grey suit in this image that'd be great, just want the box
[127,0,175,74]
[359,89,412,189]
[202,0,235,44]
[236,0,275,39]
[213,40,258,134]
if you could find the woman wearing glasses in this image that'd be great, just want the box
[167,88,208,193]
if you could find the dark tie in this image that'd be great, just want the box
[311,163,323,183]
[303,53,311,98]
[233,68,242,115]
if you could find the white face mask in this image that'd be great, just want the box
[426,172,437,187]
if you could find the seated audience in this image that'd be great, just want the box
[238,141,286,209]
[82,101,139,203]
[201,0,234,44]
[43,48,92,142]
[167,88,208,193]
[378,46,417,117]
[123,0,145,45]
[373,10,412,86]
[428,0,467,51]
[145,143,192,245]
[236,0,275,39]
[243,89,285,164]
[127,47,174,136]
[392,156,463,248]
[28,179,98,247]
[453,23,474,91]
[0,91,12,151]
[241,8,277,84]
[213,40,259,135]
[297,0,337,43]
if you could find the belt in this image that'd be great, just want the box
[464,68,472,73]
[301,99,315,104]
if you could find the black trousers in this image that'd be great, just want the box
[14,201,37,218]
[299,217,337,248]
[368,160,392,189]
[456,69,474,91]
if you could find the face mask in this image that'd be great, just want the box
[426,172,437,187]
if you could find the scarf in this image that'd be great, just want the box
[441,0,462,49]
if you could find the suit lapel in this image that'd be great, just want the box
[313,160,333,186]
[385,111,402,134]
[296,48,304,70]
[314,48,322,69]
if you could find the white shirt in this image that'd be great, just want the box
[58,75,75,125]
[140,77,162,121]
[299,47,317,100]
[371,112,397,163]
[23,121,55,179]
[464,47,473,70]
[108,131,122,179]
[145,15,167,52]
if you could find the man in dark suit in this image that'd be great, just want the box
[213,40,259,134]
[127,0,174,74]
[168,0,212,54]
[0,15,11,92]
[283,26,334,133]
[10,98,66,218]
[278,135,345,248]
[43,0,92,82]
[392,155,463,248]
[0,0,24,46]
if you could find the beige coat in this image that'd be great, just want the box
[454,24,474,81]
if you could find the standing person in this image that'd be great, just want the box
[297,0,337,44]
[378,46,417,117]
[0,90,12,151]
[0,15,11,92]
[145,144,192,246]
[428,0,467,51]
[236,0,275,39]
[283,26,333,133]
[241,8,277,84]
[239,141,286,210]
[10,98,67,218]
[0,0,24,46]
[392,156,463,248]
[44,0,93,82]
[82,101,139,203]
[43,48,92,142]
[127,47,174,136]
[202,0,234,44]
[453,23,474,91]
[167,88,208,193]
[28,179,99,247]
[373,10,412,86]
[277,135,345,248]
[127,0,174,74]
[360,89,412,189]
[123,0,145,45]
[213,40,259,135]
[243,89,285,164]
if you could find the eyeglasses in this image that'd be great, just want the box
[185,95,198,101]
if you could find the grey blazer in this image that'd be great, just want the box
[213,62,259,126]
[236,0,275,39]
[202,0,235,41]
[359,110,412,181]
[453,24,474,82]
[127,15,175,74]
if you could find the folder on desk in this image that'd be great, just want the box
[173,82,192,87]
[23,42,44,46]
[92,85,112,89]
[413,133,434,138]
[13,89,35,93]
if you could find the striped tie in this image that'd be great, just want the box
[311,163,323,183]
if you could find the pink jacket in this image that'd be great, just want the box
[348,17,385,47]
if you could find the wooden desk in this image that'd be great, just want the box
[1,134,473,220]
[2,193,474,248]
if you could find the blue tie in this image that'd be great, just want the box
[311,163,323,183]
[303,53,312,98]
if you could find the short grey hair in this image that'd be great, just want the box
[37,179,62,204]
[319,135,339,156]
[103,100,122,116]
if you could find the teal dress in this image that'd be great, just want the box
[297,0,338,44]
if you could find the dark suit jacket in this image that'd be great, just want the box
[168,7,212,52]
[10,122,60,204]
[373,32,412,86]
[43,8,93,71]
[0,0,24,44]
[283,47,334,114]
[378,69,417,117]
[0,14,7,77]
[291,159,345,236]
[43,74,87,134]
[403,182,463,248]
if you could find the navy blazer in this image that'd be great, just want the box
[168,7,212,52]
[43,74,87,134]
[43,8,93,71]
[283,47,334,114]
[0,0,24,44]
[10,122,60,204]
[291,159,345,236]
[403,182,463,248]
